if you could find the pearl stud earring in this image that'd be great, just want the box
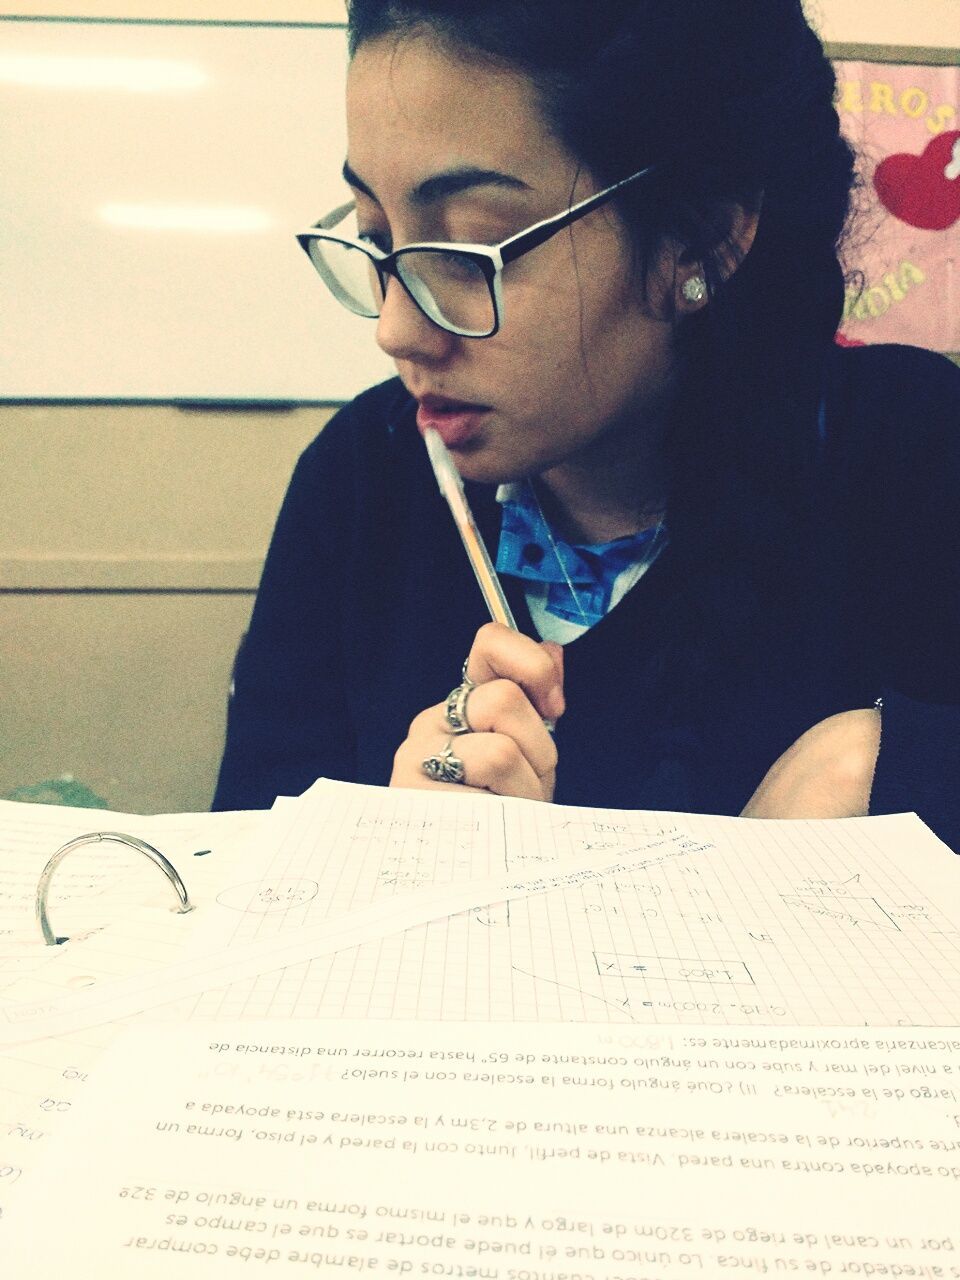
[682,276,707,304]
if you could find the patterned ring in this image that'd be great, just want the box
[421,739,467,785]
[444,680,475,735]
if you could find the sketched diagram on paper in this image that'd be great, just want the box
[188,796,730,1024]
[187,790,960,1027]
[780,873,902,931]
[490,809,760,1023]
[478,809,960,1027]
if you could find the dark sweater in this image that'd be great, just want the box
[214,344,960,851]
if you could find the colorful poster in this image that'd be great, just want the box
[833,60,959,352]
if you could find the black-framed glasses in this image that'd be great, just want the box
[296,165,655,338]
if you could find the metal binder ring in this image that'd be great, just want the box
[35,830,194,946]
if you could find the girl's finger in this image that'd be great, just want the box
[464,623,565,721]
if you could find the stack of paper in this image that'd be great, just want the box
[1,780,958,1276]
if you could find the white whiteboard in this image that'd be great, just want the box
[0,19,394,402]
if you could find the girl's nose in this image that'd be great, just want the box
[375,275,458,365]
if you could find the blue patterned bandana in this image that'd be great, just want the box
[496,482,666,627]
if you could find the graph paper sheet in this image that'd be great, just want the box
[172,780,960,1028]
[5,782,960,1036]
[0,807,704,1044]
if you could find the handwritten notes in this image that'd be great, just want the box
[183,782,960,1028]
[3,783,960,1041]
[2,1018,958,1277]
[0,821,723,1043]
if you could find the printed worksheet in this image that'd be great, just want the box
[3,1018,959,1278]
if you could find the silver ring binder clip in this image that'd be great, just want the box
[36,831,194,946]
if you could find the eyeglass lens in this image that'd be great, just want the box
[307,210,495,335]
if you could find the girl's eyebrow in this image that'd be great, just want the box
[342,159,532,206]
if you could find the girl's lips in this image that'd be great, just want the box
[416,400,491,448]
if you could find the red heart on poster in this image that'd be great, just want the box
[873,130,960,231]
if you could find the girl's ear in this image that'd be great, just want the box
[674,198,763,312]
[713,198,762,279]
[645,197,762,318]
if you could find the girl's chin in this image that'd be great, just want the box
[446,440,530,484]
[430,421,557,487]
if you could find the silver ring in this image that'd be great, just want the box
[445,680,475,735]
[422,738,466,785]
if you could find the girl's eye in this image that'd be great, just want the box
[359,229,391,253]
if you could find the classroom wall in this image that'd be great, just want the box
[1,0,957,814]
[3,1,956,45]
[0,404,332,813]
[812,0,958,47]
[4,1,347,20]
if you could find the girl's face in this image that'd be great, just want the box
[345,33,679,485]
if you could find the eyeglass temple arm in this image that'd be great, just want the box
[300,165,653,260]
[499,166,654,266]
[318,199,356,229]
[297,199,357,239]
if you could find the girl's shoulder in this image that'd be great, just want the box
[830,342,960,416]
[824,343,960,467]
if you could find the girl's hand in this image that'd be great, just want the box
[741,708,881,819]
[390,623,565,801]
